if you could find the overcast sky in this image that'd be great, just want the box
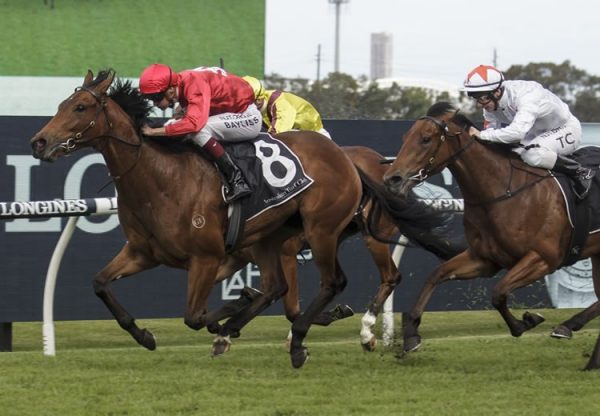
[265,0,599,86]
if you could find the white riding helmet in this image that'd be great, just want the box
[463,65,504,93]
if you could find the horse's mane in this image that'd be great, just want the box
[99,71,153,133]
[427,101,519,160]
[87,70,197,154]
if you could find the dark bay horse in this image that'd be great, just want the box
[216,146,464,352]
[383,102,600,370]
[30,70,451,368]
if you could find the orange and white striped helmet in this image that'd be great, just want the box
[463,65,504,93]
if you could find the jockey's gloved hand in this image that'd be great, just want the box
[468,126,481,138]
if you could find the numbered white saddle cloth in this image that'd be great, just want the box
[224,133,314,220]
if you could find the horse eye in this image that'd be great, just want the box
[75,104,86,112]
[422,136,431,144]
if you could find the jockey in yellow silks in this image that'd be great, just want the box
[242,76,332,139]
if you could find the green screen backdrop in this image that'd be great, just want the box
[0,0,265,78]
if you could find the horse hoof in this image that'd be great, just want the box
[206,323,221,334]
[211,336,231,357]
[139,329,157,351]
[403,335,421,353]
[332,304,354,320]
[290,347,309,368]
[361,335,377,352]
[551,325,572,339]
[523,311,545,328]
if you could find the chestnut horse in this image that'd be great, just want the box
[30,70,450,368]
[383,102,600,370]
[216,145,465,352]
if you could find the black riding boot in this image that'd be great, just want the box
[215,152,252,203]
[553,155,595,200]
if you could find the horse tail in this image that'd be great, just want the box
[356,167,466,260]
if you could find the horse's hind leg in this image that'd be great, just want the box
[93,244,159,350]
[552,254,600,339]
[360,236,399,352]
[585,332,600,370]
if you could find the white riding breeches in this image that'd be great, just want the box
[189,104,263,146]
[515,116,582,169]
[318,128,332,140]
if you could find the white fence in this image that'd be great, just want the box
[1,198,117,356]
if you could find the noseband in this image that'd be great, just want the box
[408,115,472,182]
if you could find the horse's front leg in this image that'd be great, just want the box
[491,251,551,337]
[359,236,400,352]
[290,234,348,368]
[403,250,497,353]
[213,239,289,356]
[183,256,222,333]
[200,249,260,336]
[93,244,159,350]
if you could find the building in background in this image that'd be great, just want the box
[370,32,393,80]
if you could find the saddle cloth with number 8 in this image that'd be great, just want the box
[224,133,314,221]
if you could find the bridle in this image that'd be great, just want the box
[407,115,473,182]
[57,86,112,153]
[58,85,143,181]
[414,115,551,206]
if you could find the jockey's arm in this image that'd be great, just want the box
[142,124,166,136]
[480,107,536,144]
[163,81,211,136]
[268,97,297,134]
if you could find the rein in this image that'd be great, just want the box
[60,85,143,181]
[418,115,552,207]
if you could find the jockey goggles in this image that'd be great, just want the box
[467,91,494,104]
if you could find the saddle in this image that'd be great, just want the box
[221,133,314,251]
[553,146,600,266]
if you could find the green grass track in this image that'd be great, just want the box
[1,309,599,415]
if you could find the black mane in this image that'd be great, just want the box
[426,101,477,131]
[427,101,518,159]
[107,76,153,132]
[103,73,196,153]
[426,101,456,118]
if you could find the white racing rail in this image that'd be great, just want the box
[0,198,117,356]
[382,198,464,345]
[0,197,463,354]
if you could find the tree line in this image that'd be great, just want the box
[263,61,600,122]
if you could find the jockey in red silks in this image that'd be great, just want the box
[463,64,593,200]
[139,64,262,203]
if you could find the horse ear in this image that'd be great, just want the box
[96,70,116,94]
[83,70,94,87]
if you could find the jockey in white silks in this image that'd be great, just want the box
[463,64,594,200]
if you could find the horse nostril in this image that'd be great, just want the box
[31,138,47,153]
[384,174,403,187]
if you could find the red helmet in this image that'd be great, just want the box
[463,65,504,93]
[139,63,177,94]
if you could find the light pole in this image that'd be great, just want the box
[329,0,349,73]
